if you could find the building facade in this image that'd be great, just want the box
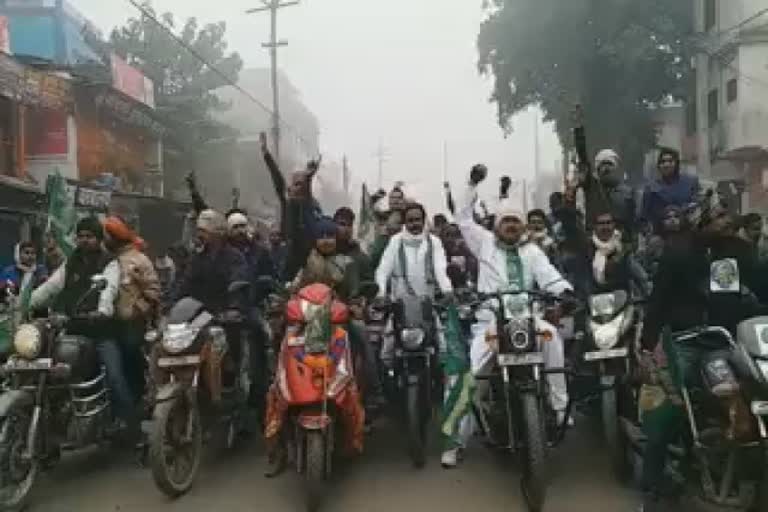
[693,0,768,212]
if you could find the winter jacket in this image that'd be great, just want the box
[174,242,249,314]
[641,173,699,230]
[111,245,161,323]
[31,249,113,317]
[229,239,276,303]
[641,232,760,350]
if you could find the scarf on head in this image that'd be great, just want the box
[592,231,622,284]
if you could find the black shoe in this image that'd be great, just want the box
[264,449,287,478]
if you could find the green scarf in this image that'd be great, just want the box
[496,240,525,291]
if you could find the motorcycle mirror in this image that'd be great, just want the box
[90,274,108,291]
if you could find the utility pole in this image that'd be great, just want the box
[246,0,299,163]
[374,139,390,188]
[533,110,540,209]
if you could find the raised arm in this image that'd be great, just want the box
[456,176,494,259]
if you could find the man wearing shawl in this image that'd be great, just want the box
[375,202,471,468]
[457,165,574,444]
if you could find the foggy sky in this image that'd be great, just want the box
[73,0,561,214]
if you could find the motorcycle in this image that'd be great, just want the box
[267,282,368,512]
[371,294,449,468]
[0,275,114,510]
[579,290,643,481]
[623,322,768,511]
[469,289,573,512]
[146,280,251,498]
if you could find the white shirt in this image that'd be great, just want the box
[456,184,572,296]
[30,259,120,317]
[375,231,452,299]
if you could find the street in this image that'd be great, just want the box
[28,416,637,512]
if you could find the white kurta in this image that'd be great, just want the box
[375,231,453,299]
[457,183,572,412]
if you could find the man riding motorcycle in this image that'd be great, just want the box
[226,210,276,421]
[333,207,386,413]
[102,217,161,413]
[457,165,573,431]
[265,216,368,477]
[30,217,140,442]
[374,201,458,466]
[639,203,762,511]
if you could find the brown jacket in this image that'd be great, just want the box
[115,246,161,323]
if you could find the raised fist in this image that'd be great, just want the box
[470,164,488,185]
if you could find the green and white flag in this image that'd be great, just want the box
[45,173,76,258]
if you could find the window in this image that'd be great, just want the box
[727,78,738,103]
[705,0,717,31]
[708,89,719,127]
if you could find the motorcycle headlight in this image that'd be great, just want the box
[161,323,198,354]
[592,313,625,350]
[14,323,42,360]
[505,320,532,352]
[401,328,425,351]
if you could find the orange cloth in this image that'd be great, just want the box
[103,216,137,243]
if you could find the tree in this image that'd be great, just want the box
[110,2,244,175]
[478,0,692,179]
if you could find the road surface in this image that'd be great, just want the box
[28,416,637,512]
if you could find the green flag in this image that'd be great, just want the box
[45,173,76,258]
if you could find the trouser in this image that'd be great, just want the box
[348,320,385,405]
[469,312,569,412]
[117,321,146,406]
[247,308,269,413]
[96,338,139,437]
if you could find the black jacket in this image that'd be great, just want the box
[641,232,760,350]
[228,239,276,304]
[174,242,248,314]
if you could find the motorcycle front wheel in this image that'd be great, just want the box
[149,395,203,498]
[602,386,632,482]
[520,392,547,512]
[755,448,768,512]
[305,429,327,512]
[406,384,426,468]
[0,403,38,511]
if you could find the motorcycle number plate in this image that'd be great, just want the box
[158,355,201,367]
[498,353,544,366]
[584,347,629,361]
[751,400,768,416]
[4,358,53,371]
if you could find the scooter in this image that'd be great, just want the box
[267,282,368,512]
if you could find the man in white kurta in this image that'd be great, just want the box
[457,168,572,417]
[375,202,468,468]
